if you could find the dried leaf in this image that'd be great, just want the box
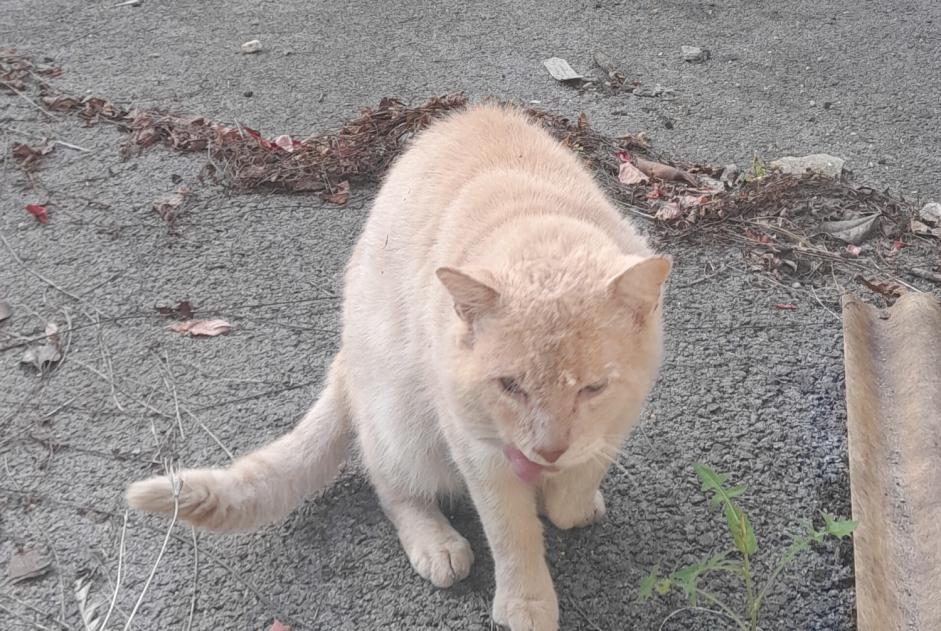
[268,621,292,631]
[634,157,699,187]
[322,180,350,205]
[12,142,53,171]
[26,203,48,224]
[846,244,862,257]
[168,319,232,337]
[0,299,11,323]
[7,548,51,583]
[774,303,797,311]
[152,187,191,224]
[911,218,941,239]
[21,322,63,370]
[857,276,905,302]
[618,160,649,185]
[75,571,104,631]
[819,213,881,245]
[654,201,682,221]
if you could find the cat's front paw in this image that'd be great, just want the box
[404,529,474,588]
[544,488,606,530]
[492,590,559,631]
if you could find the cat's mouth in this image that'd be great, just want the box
[503,445,559,485]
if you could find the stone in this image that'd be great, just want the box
[681,45,709,63]
[241,40,262,54]
[770,153,845,178]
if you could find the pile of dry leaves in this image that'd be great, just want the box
[4,49,937,292]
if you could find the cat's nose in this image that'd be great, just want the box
[535,447,567,464]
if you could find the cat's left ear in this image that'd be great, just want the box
[436,267,500,324]
[607,255,672,322]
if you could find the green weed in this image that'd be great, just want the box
[637,464,856,631]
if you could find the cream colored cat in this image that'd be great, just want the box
[128,103,671,630]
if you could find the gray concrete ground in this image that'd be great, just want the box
[1,1,939,630]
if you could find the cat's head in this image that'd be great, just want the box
[437,253,671,481]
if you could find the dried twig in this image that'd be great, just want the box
[910,267,941,284]
[99,510,128,631]
[184,527,199,631]
[121,464,180,631]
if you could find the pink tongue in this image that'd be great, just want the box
[503,446,544,485]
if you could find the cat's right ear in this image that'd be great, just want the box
[435,267,500,324]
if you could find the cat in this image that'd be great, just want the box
[127,103,671,631]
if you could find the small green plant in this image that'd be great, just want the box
[747,154,768,181]
[638,464,856,631]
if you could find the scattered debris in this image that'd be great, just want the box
[25,203,48,224]
[7,548,51,583]
[633,84,676,99]
[775,303,798,311]
[919,202,941,225]
[241,40,262,54]
[168,319,232,337]
[268,621,292,631]
[322,180,350,205]
[542,57,583,83]
[819,213,881,245]
[770,154,845,178]
[152,186,191,228]
[0,300,11,323]
[156,300,194,320]
[681,45,709,63]
[21,322,62,370]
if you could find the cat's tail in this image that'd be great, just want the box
[126,351,353,531]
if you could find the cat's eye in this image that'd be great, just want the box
[580,381,608,397]
[498,377,526,399]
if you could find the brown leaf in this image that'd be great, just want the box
[168,319,231,337]
[8,548,51,584]
[268,621,292,631]
[634,157,699,186]
[12,142,53,171]
[856,276,905,302]
[322,180,350,205]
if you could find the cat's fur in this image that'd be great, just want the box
[128,104,671,630]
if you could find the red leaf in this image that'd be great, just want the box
[774,303,797,311]
[890,240,907,252]
[25,204,48,224]
[268,621,292,631]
